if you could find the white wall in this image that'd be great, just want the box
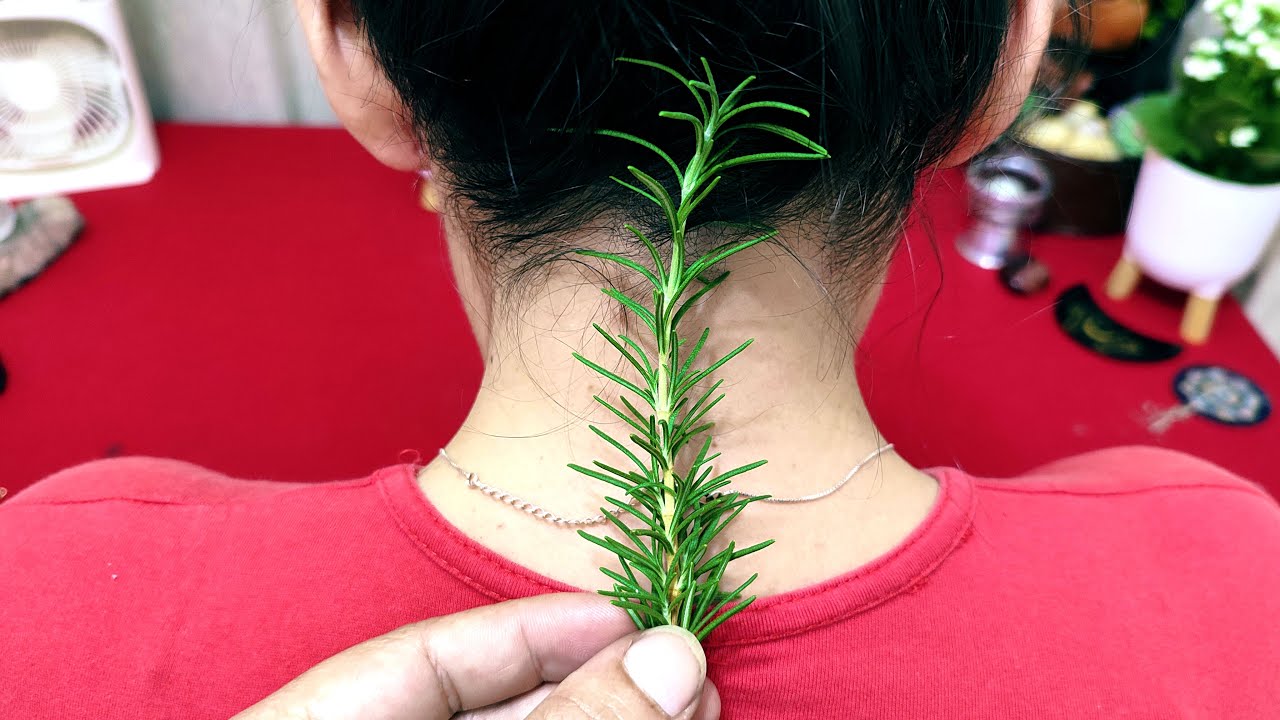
[1246,229,1280,355]
[121,0,336,125]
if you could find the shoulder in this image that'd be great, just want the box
[5,456,377,508]
[970,445,1280,555]
[977,445,1272,501]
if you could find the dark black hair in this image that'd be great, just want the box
[350,1,1028,283]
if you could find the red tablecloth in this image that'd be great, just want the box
[1,125,1276,497]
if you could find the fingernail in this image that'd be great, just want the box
[623,626,706,716]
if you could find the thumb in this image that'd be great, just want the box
[529,626,717,720]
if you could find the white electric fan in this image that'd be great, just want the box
[0,0,158,296]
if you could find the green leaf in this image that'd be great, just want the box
[610,598,670,628]
[672,272,729,329]
[677,327,712,378]
[657,110,707,139]
[593,395,651,437]
[576,248,662,290]
[683,231,779,292]
[692,572,762,638]
[724,122,829,155]
[628,433,669,469]
[616,57,707,119]
[627,166,680,230]
[706,150,828,178]
[677,339,755,396]
[569,463,651,501]
[579,531,664,579]
[684,379,726,421]
[677,395,724,439]
[618,334,655,375]
[719,74,757,116]
[588,424,653,473]
[609,175,660,205]
[618,393,654,426]
[596,129,684,182]
[605,494,665,529]
[710,458,769,487]
[600,288,658,333]
[623,224,666,285]
[593,324,655,383]
[721,99,812,123]
[694,592,759,640]
[573,352,652,402]
[677,175,722,224]
[699,57,720,116]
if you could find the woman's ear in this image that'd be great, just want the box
[294,0,421,172]
[939,0,1060,167]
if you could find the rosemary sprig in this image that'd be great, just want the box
[572,58,828,641]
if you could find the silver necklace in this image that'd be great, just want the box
[436,443,895,528]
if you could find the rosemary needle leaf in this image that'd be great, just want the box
[595,128,684,182]
[572,353,651,401]
[721,99,813,122]
[723,122,829,154]
[575,249,662,289]
[593,396,650,437]
[609,175,660,205]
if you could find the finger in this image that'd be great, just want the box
[456,683,557,719]
[693,682,721,720]
[457,680,721,720]
[530,626,716,720]
[234,593,634,720]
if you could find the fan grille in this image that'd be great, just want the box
[0,20,132,171]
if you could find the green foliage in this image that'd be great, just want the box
[1131,0,1280,184]
[571,58,828,640]
[1142,0,1191,41]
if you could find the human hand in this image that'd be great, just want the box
[233,592,719,720]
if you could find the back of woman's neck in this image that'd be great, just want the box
[456,241,886,503]
[418,239,939,595]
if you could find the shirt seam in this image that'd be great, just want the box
[381,465,977,648]
[709,489,977,647]
[377,469,565,601]
[974,480,1272,502]
[5,476,380,509]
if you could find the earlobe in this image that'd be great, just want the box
[294,0,422,172]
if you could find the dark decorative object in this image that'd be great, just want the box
[999,253,1051,295]
[1146,365,1271,433]
[1055,284,1182,362]
[1174,365,1271,426]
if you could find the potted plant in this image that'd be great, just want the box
[1108,0,1280,344]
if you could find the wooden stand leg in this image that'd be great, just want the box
[1181,294,1219,345]
[1105,256,1142,300]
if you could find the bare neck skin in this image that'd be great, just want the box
[416,214,939,596]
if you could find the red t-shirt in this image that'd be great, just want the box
[3,446,1278,718]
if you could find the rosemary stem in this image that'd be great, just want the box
[573,58,827,637]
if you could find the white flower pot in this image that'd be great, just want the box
[1108,149,1280,344]
[1125,149,1280,299]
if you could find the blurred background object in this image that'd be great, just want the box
[1029,0,1280,349]
[1115,0,1280,344]
[0,0,156,297]
[956,152,1052,269]
[121,0,335,125]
